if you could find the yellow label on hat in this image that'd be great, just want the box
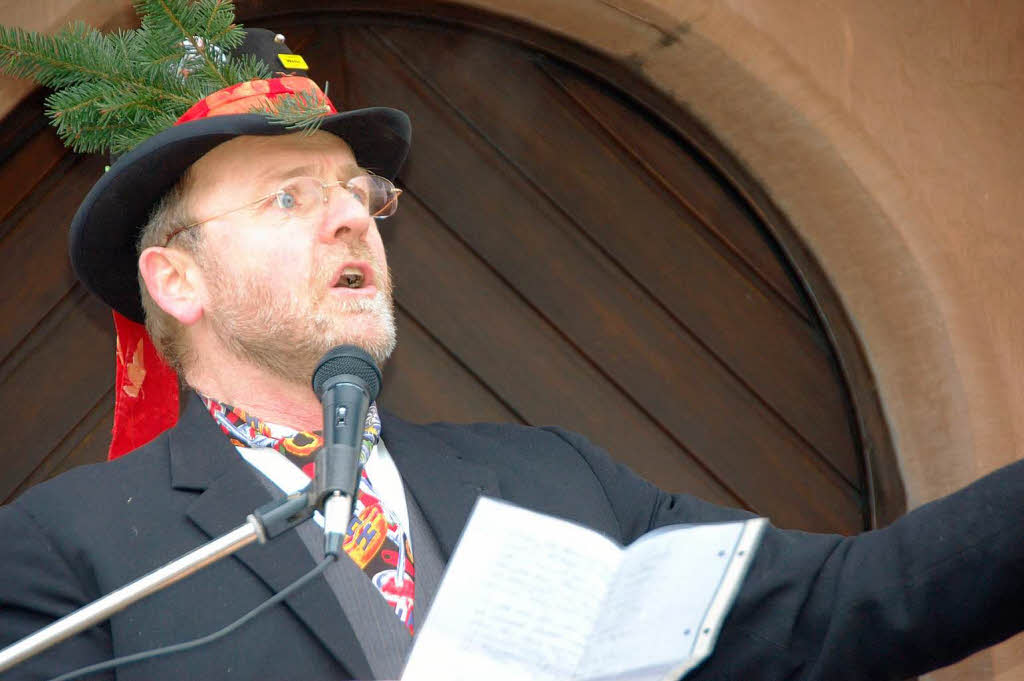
[278,53,309,70]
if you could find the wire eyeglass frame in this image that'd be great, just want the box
[161,173,402,247]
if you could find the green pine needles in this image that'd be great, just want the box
[0,0,319,154]
[253,82,332,135]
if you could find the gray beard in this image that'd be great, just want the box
[202,261,397,386]
[214,293,396,384]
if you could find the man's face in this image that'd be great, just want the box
[185,131,396,382]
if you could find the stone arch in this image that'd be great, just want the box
[454,0,981,508]
[3,1,1021,678]
[444,2,1020,679]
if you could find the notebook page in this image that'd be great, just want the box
[575,518,766,680]
[403,497,623,681]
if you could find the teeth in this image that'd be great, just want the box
[340,268,364,288]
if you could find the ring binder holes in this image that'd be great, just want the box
[684,629,691,636]
[717,550,726,557]
[703,628,711,635]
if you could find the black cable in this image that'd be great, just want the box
[47,556,335,681]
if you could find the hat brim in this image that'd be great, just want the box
[68,107,411,323]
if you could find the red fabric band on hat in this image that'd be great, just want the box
[175,76,337,124]
[108,76,337,460]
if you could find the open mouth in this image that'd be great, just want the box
[332,263,373,290]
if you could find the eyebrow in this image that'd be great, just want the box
[253,162,367,185]
[253,163,317,185]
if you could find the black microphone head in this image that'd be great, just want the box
[312,345,382,401]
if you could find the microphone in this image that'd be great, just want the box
[311,345,382,558]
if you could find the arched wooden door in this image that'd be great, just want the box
[0,3,904,534]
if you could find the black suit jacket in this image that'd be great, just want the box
[3,394,1024,680]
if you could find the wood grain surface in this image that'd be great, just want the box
[0,8,890,534]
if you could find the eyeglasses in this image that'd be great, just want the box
[162,173,403,247]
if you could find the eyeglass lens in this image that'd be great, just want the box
[276,176,399,219]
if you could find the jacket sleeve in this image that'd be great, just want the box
[0,500,114,681]
[547,425,1024,681]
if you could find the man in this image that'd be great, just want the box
[137,131,398,427]
[3,20,1024,681]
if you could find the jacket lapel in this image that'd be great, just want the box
[169,395,374,680]
[380,411,501,559]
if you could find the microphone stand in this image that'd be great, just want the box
[1,345,377,674]
[0,492,315,673]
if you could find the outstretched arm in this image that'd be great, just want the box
[548,425,1024,680]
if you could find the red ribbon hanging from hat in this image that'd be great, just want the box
[108,77,336,460]
[109,312,180,458]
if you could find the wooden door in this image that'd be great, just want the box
[0,4,904,533]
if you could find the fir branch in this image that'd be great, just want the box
[1,1,279,154]
[103,105,179,154]
[108,115,178,153]
[99,97,172,120]
[140,50,181,72]
[46,78,188,152]
[201,0,242,49]
[251,84,332,134]
[0,22,111,88]
[205,22,245,52]
[133,0,196,46]
[105,28,141,65]
[50,92,106,117]
[52,118,140,154]
[0,22,197,106]
[219,52,272,85]
[134,0,233,86]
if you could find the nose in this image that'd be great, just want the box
[317,183,375,244]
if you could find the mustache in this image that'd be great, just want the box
[316,247,391,292]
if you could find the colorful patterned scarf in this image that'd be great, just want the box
[202,396,415,634]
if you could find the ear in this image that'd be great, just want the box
[138,246,205,325]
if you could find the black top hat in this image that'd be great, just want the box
[67,28,411,323]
